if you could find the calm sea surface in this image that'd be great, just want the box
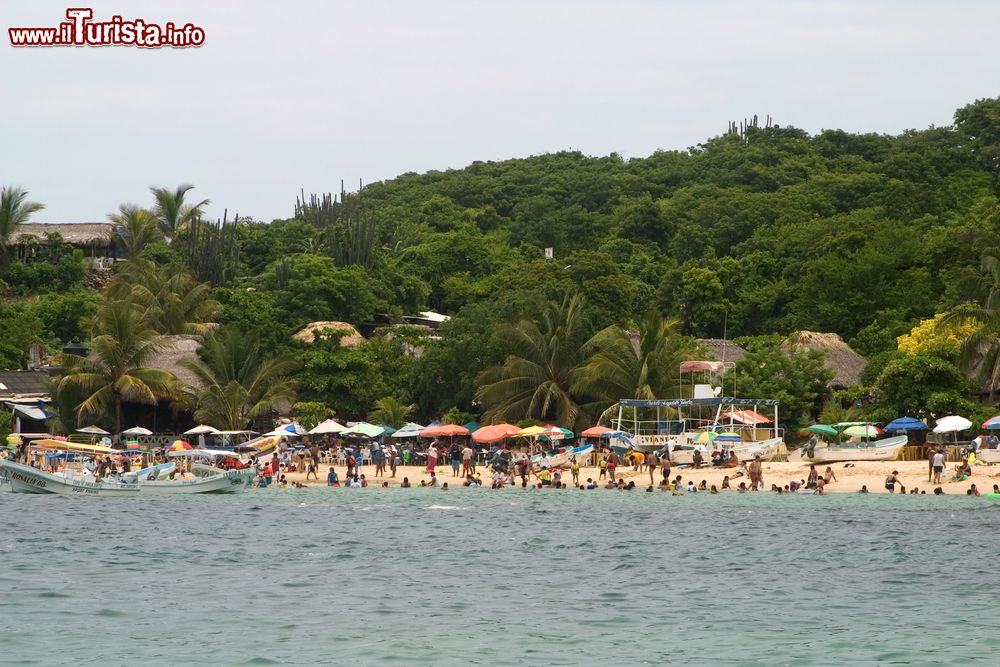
[2,488,999,666]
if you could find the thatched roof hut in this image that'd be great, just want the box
[11,223,115,247]
[293,321,364,348]
[783,331,866,389]
[695,338,748,364]
[147,334,205,390]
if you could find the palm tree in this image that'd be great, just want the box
[0,186,45,264]
[182,327,298,430]
[572,311,687,407]
[150,183,210,241]
[109,204,162,259]
[948,250,1000,397]
[109,260,220,335]
[475,293,589,428]
[58,300,186,431]
[368,396,415,429]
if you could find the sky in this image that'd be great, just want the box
[3,0,1000,223]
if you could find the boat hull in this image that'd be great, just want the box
[669,437,784,464]
[806,436,908,463]
[977,449,1000,464]
[0,460,139,496]
[139,468,255,494]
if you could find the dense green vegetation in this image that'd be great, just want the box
[5,97,1000,432]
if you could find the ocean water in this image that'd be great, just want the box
[2,488,999,666]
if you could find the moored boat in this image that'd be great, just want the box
[138,467,256,494]
[0,460,139,496]
[804,435,908,463]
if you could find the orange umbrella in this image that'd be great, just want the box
[472,423,521,443]
[581,425,612,438]
[420,424,469,437]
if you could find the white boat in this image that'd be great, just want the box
[804,435,908,463]
[976,448,1000,464]
[138,467,256,494]
[127,461,175,481]
[533,444,594,470]
[666,437,784,464]
[0,460,139,496]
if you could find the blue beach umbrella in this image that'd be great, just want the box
[884,416,928,432]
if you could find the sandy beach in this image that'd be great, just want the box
[273,459,1000,494]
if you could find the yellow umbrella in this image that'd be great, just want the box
[518,425,547,437]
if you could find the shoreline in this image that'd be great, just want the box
[268,461,1000,494]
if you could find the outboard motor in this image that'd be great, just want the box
[805,436,817,459]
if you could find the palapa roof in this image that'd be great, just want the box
[695,339,747,364]
[783,331,866,388]
[292,321,364,348]
[145,334,204,390]
[0,370,50,399]
[11,223,115,246]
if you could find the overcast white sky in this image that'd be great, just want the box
[3,0,999,223]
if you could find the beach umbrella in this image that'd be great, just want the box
[392,422,426,439]
[121,426,153,436]
[378,425,397,437]
[264,423,307,437]
[309,419,346,435]
[341,422,385,438]
[693,432,718,443]
[982,416,1000,430]
[472,423,521,443]
[885,417,928,432]
[843,424,881,438]
[933,415,973,434]
[517,425,547,438]
[76,425,110,435]
[184,424,220,435]
[580,425,612,438]
[464,421,481,432]
[168,440,192,451]
[421,424,469,437]
[538,425,573,441]
[715,432,743,442]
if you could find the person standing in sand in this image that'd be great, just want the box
[426,441,438,474]
[927,444,936,483]
[932,448,946,485]
[461,443,474,476]
[606,450,618,481]
[645,451,656,486]
[748,455,763,490]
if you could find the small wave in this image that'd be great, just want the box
[426,504,465,510]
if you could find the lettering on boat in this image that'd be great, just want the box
[10,472,47,489]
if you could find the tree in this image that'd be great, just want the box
[871,350,978,422]
[732,339,833,425]
[291,401,332,431]
[475,293,590,428]
[0,186,44,264]
[182,327,298,430]
[572,311,689,408]
[58,300,186,431]
[109,261,220,335]
[150,183,210,241]
[264,253,379,326]
[109,204,162,260]
[367,396,415,429]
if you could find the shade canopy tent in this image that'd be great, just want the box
[76,425,111,435]
[933,415,973,434]
[580,425,613,438]
[121,426,153,436]
[391,422,426,439]
[472,423,522,443]
[340,422,385,438]
[309,419,346,435]
[884,417,928,432]
[184,425,221,435]
[420,424,469,437]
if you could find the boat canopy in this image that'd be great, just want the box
[619,397,779,408]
